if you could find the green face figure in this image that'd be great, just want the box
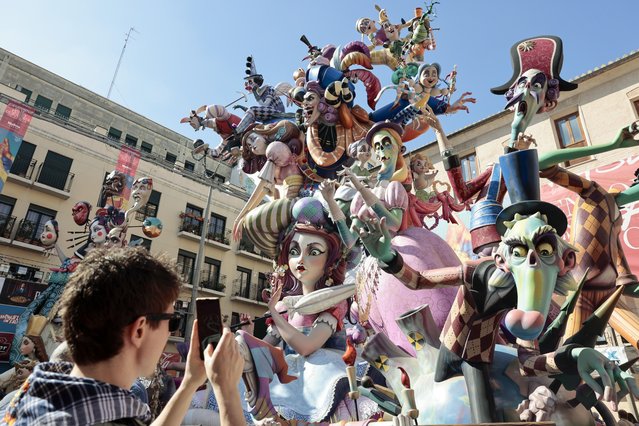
[372,130,400,181]
[497,213,571,340]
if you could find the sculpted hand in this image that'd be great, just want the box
[337,166,364,190]
[318,179,337,201]
[447,91,476,114]
[232,104,248,112]
[612,120,639,149]
[239,313,254,335]
[353,217,394,263]
[268,282,283,312]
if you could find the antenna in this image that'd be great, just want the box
[107,27,138,99]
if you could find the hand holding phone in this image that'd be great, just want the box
[196,297,222,360]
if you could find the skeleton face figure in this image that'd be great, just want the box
[71,201,91,226]
[505,69,548,142]
[40,220,59,247]
[356,18,377,35]
[244,76,261,92]
[104,227,126,248]
[131,177,153,206]
[372,130,401,180]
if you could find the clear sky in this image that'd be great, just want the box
[3,0,638,151]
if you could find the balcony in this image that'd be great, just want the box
[177,215,231,250]
[237,237,272,263]
[200,274,227,294]
[230,278,268,306]
[0,215,16,242]
[7,159,37,187]
[12,219,45,251]
[34,163,74,197]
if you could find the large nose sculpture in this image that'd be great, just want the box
[527,249,538,266]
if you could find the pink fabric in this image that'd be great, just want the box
[286,300,348,331]
[350,181,409,231]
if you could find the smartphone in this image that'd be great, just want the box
[196,297,222,360]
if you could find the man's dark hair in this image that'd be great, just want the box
[60,247,181,365]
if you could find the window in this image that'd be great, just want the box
[34,95,52,113]
[202,257,221,291]
[0,195,16,238]
[208,213,227,243]
[184,161,195,172]
[214,174,225,184]
[17,204,56,245]
[54,104,72,120]
[554,112,588,166]
[107,127,122,142]
[18,87,32,103]
[141,141,153,153]
[180,204,203,234]
[9,141,36,177]
[177,249,196,284]
[460,152,478,182]
[135,190,161,221]
[634,99,639,117]
[124,134,138,148]
[37,151,73,191]
[257,273,269,302]
[235,267,252,298]
[129,234,152,250]
[165,152,177,164]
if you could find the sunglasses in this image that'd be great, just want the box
[143,312,183,332]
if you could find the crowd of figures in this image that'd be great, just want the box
[4,3,639,426]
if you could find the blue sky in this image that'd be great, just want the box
[3,1,638,151]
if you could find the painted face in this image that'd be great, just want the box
[71,202,91,226]
[245,77,260,92]
[357,18,377,35]
[89,219,107,244]
[15,367,30,380]
[131,177,153,206]
[288,232,329,288]
[419,66,439,89]
[20,337,35,356]
[104,228,125,248]
[246,133,267,156]
[356,143,371,163]
[381,21,399,41]
[411,159,428,175]
[372,130,401,179]
[40,220,58,247]
[506,69,548,142]
[302,91,321,125]
[103,171,125,197]
[502,215,562,340]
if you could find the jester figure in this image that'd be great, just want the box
[234,56,288,135]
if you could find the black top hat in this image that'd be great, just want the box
[495,149,567,236]
[365,121,404,146]
[491,35,578,95]
[244,56,261,80]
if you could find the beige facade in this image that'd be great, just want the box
[0,48,272,344]
[412,50,639,184]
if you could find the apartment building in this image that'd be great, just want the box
[0,47,273,343]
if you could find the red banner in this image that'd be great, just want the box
[541,154,639,273]
[110,145,140,210]
[0,101,35,192]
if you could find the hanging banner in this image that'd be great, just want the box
[0,101,35,193]
[103,145,141,210]
[540,154,639,273]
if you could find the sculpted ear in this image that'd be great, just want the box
[494,252,510,273]
[401,146,407,154]
[559,250,576,276]
[540,99,557,113]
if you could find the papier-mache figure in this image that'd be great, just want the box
[233,197,374,423]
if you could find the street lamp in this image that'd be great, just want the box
[184,147,222,341]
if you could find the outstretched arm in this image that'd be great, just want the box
[539,121,639,170]
[319,180,359,249]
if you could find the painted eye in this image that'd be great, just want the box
[309,249,323,256]
[289,248,300,256]
[537,242,554,256]
[511,245,528,258]
[533,82,542,89]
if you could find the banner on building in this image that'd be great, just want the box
[541,154,639,273]
[0,101,35,192]
[103,145,141,210]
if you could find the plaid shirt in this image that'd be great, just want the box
[2,362,151,426]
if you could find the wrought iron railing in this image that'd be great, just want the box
[10,159,37,180]
[0,214,16,239]
[13,219,44,246]
[206,229,231,246]
[238,237,269,257]
[231,278,265,303]
[35,162,74,192]
[178,214,203,236]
